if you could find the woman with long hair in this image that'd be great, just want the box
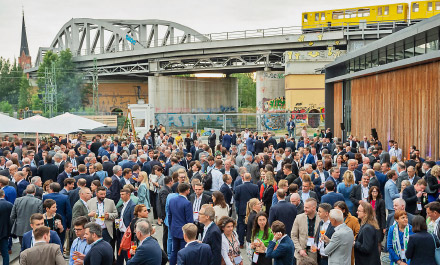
[218,216,243,265]
[245,198,261,261]
[354,201,381,265]
[212,191,229,223]
[427,165,440,202]
[335,154,345,168]
[137,171,151,210]
[367,186,386,242]
[129,204,149,242]
[261,172,275,215]
[250,212,273,265]
[406,215,439,265]
[386,211,414,265]
[400,180,410,198]
[337,170,356,215]
[334,201,359,265]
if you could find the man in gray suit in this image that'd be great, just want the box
[323,209,354,265]
[10,185,43,243]
[396,162,409,191]
[20,226,65,265]
[72,187,93,222]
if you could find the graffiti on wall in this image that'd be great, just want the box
[291,103,325,128]
[260,114,287,131]
[262,96,285,113]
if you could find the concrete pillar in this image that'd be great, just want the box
[256,71,285,113]
[147,76,238,113]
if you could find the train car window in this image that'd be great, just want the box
[384,6,389,15]
[321,13,326,20]
[428,2,433,11]
[315,13,319,21]
[412,3,419,12]
[378,7,383,16]
[332,11,344,19]
[397,5,404,14]
[358,8,370,17]
[345,10,355,18]
[304,14,308,22]
[436,2,440,10]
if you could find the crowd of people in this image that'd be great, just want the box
[0,125,440,265]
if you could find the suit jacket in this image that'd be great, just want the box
[222,134,232,149]
[16,179,30,198]
[68,187,81,209]
[177,241,212,265]
[20,242,65,265]
[234,182,259,216]
[74,173,95,188]
[21,165,38,179]
[268,200,297,236]
[189,193,212,208]
[298,190,319,202]
[169,195,194,239]
[158,185,172,220]
[402,185,421,215]
[37,163,59,183]
[406,231,439,265]
[220,168,239,182]
[84,238,114,265]
[87,197,118,238]
[109,175,122,204]
[57,171,70,188]
[291,213,321,260]
[340,167,363,183]
[321,192,345,207]
[208,133,216,147]
[11,194,43,236]
[396,171,409,191]
[21,230,62,252]
[126,236,162,265]
[349,184,366,215]
[118,199,135,229]
[0,199,13,239]
[354,224,381,265]
[255,140,264,154]
[265,235,295,265]
[72,199,90,223]
[102,161,115,178]
[43,193,72,228]
[219,183,233,205]
[119,177,136,189]
[314,220,335,259]
[202,222,222,265]
[324,223,354,265]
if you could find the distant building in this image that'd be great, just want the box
[18,11,32,70]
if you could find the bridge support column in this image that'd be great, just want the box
[148,76,238,113]
[256,70,285,130]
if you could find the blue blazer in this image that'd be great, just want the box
[340,167,363,183]
[219,183,233,205]
[234,182,259,215]
[43,193,72,228]
[222,134,232,150]
[17,180,30,198]
[301,154,315,166]
[265,236,295,265]
[127,237,162,265]
[110,144,123,154]
[202,223,222,265]
[169,195,194,239]
[320,192,345,207]
[3,185,17,204]
[177,241,212,265]
[246,137,256,153]
[0,199,13,239]
[57,171,69,188]
[268,200,297,236]
[21,230,62,252]
[120,200,135,228]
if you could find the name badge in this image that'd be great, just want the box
[307,237,315,247]
[252,253,259,263]
[417,202,422,211]
[234,256,242,264]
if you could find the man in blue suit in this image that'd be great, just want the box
[21,213,63,253]
[269,189,297,236]
[116,188,136,265]
[234,172,259,246]
[0,190,13,265]
[169,183,194,265]
[110,139,123,156]
[301,147,315,167]
[222,132,232,151]
[321,181,345,207]
[264,220,295,265]
[127,220,162,265]
[340,159,363,184]
[14,172,29,198]
[43,182,72,245]
[177,223,212,265]
[198,205,221,265]
[246,134,256,154]
[57,162,73,188]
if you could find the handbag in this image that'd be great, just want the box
[432,233,440,265]
[118,224,132,255]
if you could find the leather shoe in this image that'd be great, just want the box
[240,245,244,249]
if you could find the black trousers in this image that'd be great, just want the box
[162,225,168,253]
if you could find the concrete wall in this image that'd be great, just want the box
[285,74,325,112]
[148,76,238,113]
[256,71,285,113]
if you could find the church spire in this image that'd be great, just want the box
[20,9,30,57]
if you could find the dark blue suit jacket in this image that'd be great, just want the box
[375,171,387,195]
[340,167,363,183]
[268,200,297,236]
[17,180,29,198]
[320,192,345,207]
[122,161,136,170]
[222,134,232,150]
[219,183,233,205]
[109,175,122,204]
[202,223,222,265]
[169,195,194,239]
[21,230,62,252]
[0,199,13,240]
[301,154,315,166]
[57,171,69,188]
[119,200,135,228]
[265,235,295,265]
[84,238,114,265]
[43,193,72,228]
[119,177,136,189]
[177,241,212,265]
[110,144,123,154]
[234,182,259,215]
[127,237,162,265]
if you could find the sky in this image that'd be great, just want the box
[0,0,410,62]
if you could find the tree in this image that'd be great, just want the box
[18,75,31,109]
[0,58,22,106]
[231,73,256,108]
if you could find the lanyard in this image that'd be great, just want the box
[75,239,88,254]
[97,201,104,215]
[45,215,56,231]
[226,233,240,256]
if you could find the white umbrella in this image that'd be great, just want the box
[18,115,58,133]
[0,113,21,132]
[49,112,107,134]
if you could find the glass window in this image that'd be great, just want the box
[349,59,355,73]
[354,57,360,71]
[404,36,415,58]
[395,40,404,60]
[426,28,439,52]
[397,5,404,14]
[333,11,344,19]
[436,2,440,10]
[358,8,370,17]
[428,2,433,11]
[379,47,387,65]
[385,6,389,15]
[387,44,395,63]
[371,49,379,67]
[378,7,383,16]
[413,3,419,12]
[359,55,366,71]
[366,53,372,69]
[315,13,319,21]
[304,14,308,22]
[415,32,427,56]
[321,13,326,20]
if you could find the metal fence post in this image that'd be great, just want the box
[223,114,226,131]
[195,114,198,133]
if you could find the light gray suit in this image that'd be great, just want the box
[10,194,42,236]
[324,223,354,265]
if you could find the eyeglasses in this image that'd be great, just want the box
[74,228,83,231]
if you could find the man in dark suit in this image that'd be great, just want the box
[178,223,212,265]
[208,130,216,153]
[83,222,114,265]
[403,179,428,215]
[314,203,335,264]
[189,183,212,222]
[68,178,87,210]
[254,136,265,154]
[350,175,370,216]
[169,183,194,265]
[340,159,363,184]
[264,221,296,265]
[76,147,88,165]
[102,156,116,178]
[220,160,239,182]
[127,220,162,265]
[234,172,259,246]
[222,132,232,151]
[110,140,123,156]
[75,164,95,188]
[21,213,63,253]
[14,172,29,198]
[43,182,72,244]
[269,189,298,236]
[0,190,13,264]
[116,188,136,265]
[37,155,59,183]
[109,165,123,205]
[119,168,136,188]
[199,205,222,265]
[57,161,73,188]
[220,175,233,214]
[321,181,345,207]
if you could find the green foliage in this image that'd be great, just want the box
[0,58,22,106]
[0,101,13,114]
[31,94,43,111]
[231,73,256,108]
[18,75,31,109]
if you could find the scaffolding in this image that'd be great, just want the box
[92,58,99,112]
[44,63,57,117]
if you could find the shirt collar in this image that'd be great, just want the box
[91,238,103,247]
[185,240,197,248]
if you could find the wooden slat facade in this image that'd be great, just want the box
[334,61,440,160]
[333,82,343,138]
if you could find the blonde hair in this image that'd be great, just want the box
[265,171,275,186]
[177,168,189,183]
[139,171,149,189]
[343,170,355,187]
[432,165,440,177]
[278,179,288,189]
[245,198,260,223]
[359,201,379,229]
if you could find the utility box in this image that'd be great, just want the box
[128,103,155,137]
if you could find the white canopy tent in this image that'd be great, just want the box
[49,112,107,134]
[0,113,22,133]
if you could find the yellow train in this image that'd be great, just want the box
[302,1,440,29]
